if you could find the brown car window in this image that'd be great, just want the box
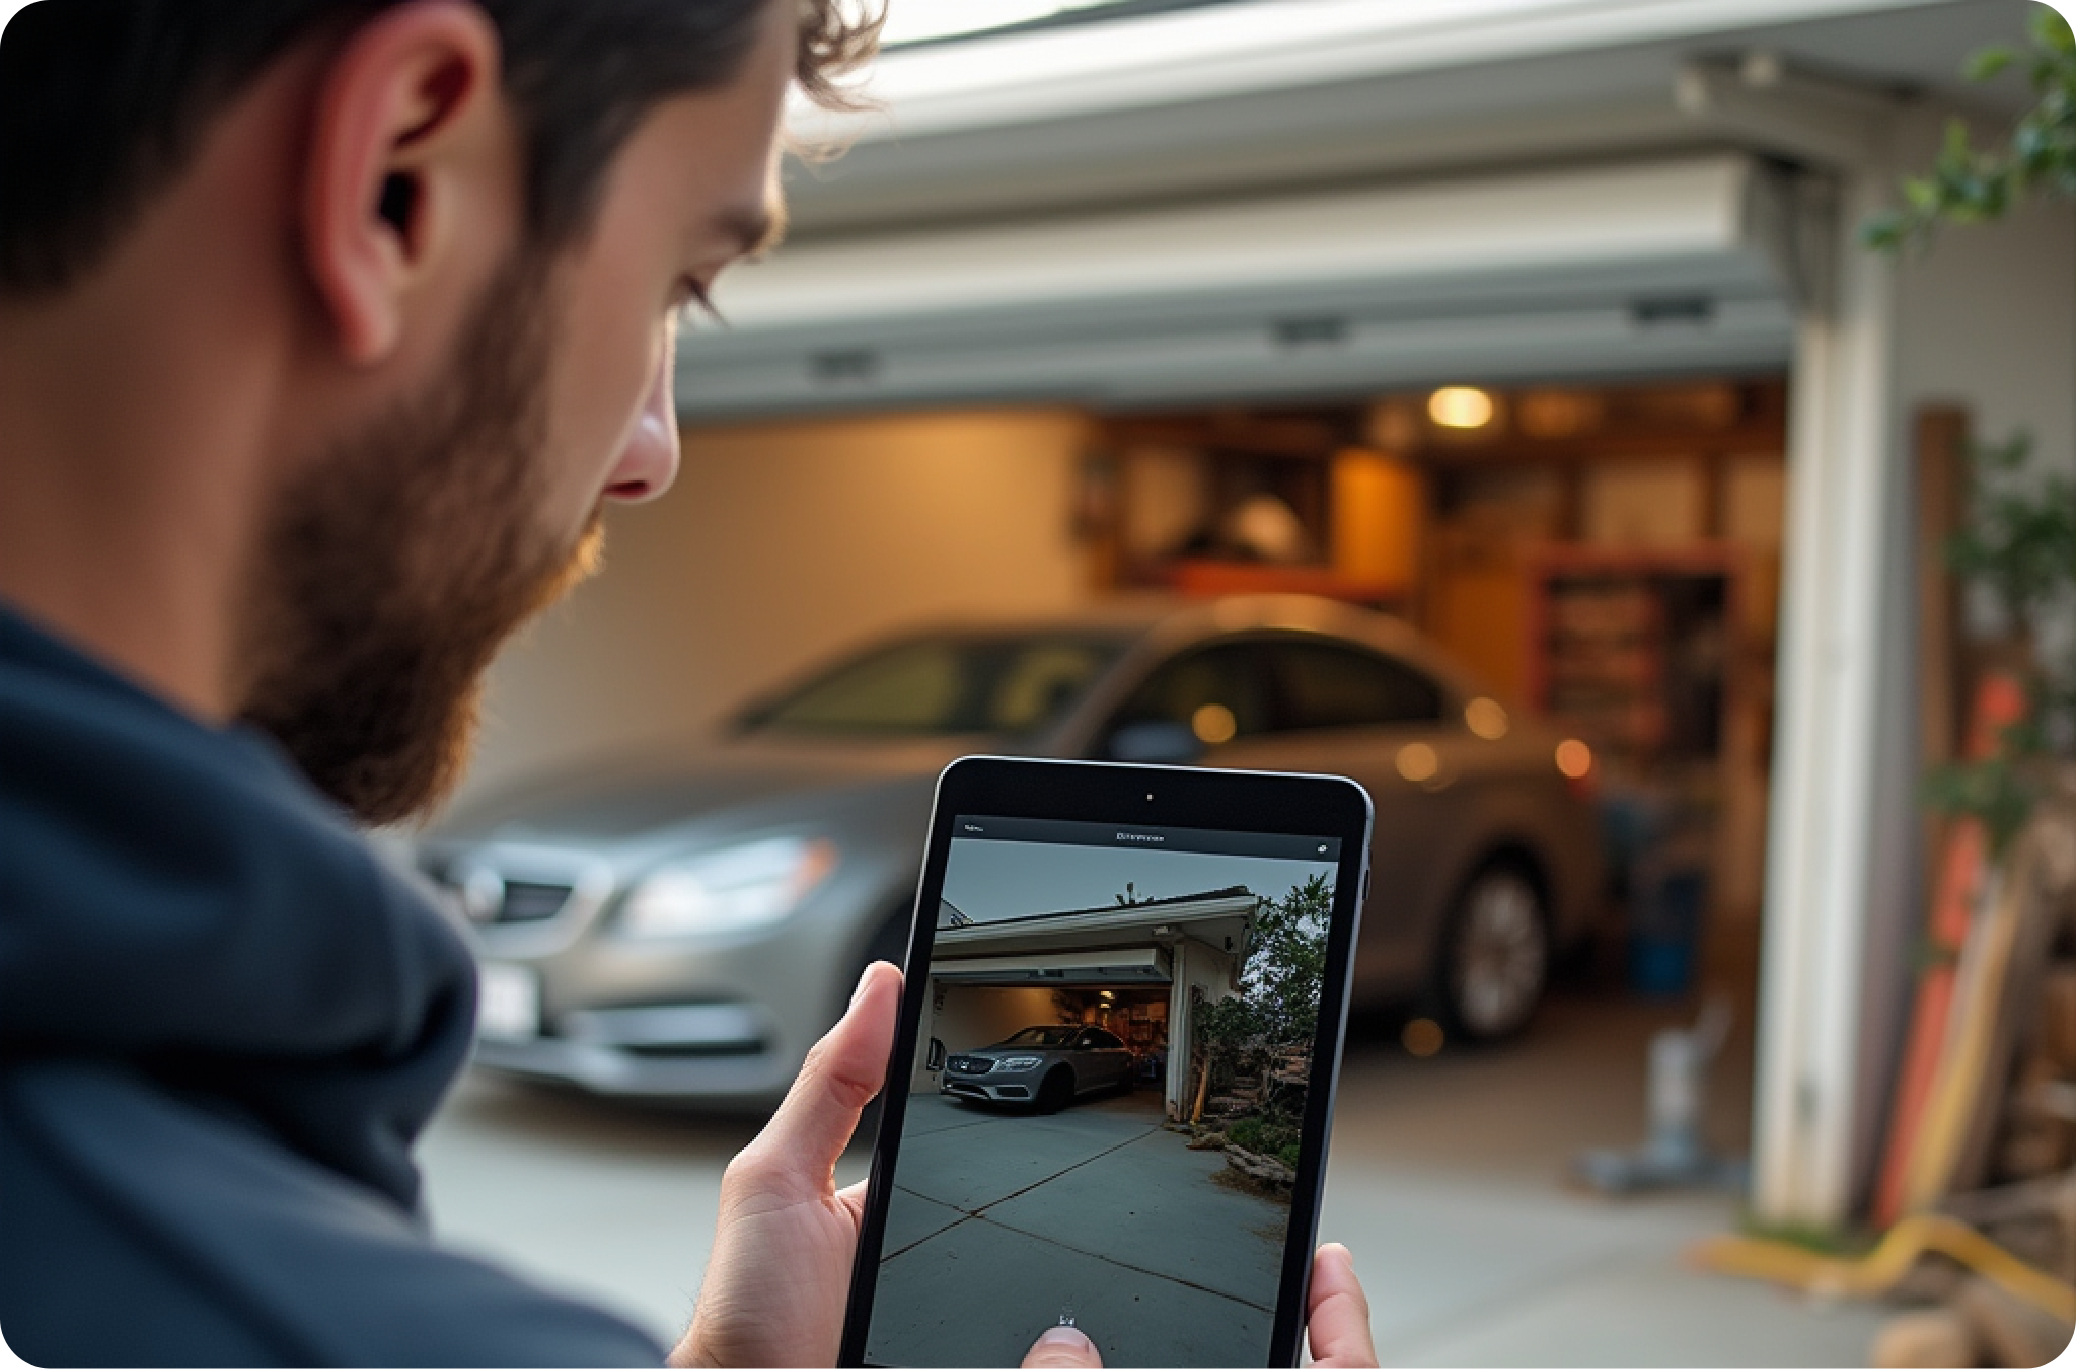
[1264,640,1442,732]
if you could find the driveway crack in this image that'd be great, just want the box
[877,1124,1276,1315]
[968,1124,1165,1218]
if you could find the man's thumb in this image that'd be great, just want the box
[735,960,901,1199]
[1022,1326,1103,1368]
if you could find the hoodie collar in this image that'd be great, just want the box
[0,604,476,1212]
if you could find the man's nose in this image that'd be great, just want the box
[604,327,680,503]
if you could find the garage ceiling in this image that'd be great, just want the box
[678,153,1809,419]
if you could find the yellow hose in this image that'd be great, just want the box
[1691,1213,2076,1324]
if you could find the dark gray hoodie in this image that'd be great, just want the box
[0,606,666,1366]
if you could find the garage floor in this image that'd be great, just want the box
[417,978,1889,1366]
[869,1091,1285,1367]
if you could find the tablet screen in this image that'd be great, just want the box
[863,813,1343,1368]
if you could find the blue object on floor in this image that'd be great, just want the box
[1629,866,1708,997]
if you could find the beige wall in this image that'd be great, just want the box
[912,983,1061,1093]
[456,408,1094,806]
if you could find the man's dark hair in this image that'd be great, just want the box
[0,0,878,297]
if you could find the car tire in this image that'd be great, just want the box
[1436,859,1551,1044]
[1037,1066,1073,1113]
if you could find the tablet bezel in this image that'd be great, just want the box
[838,755,1375,1368]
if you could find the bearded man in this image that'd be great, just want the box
[0,2,1380,1365]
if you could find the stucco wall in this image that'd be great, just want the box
[454,408,1094,809]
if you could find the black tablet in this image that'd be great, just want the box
[839,756,1374,1369]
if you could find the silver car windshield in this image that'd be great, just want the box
[745,635,1128,737]
[1001,1026,1082,1047]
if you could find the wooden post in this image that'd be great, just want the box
[1916,407,1971,780]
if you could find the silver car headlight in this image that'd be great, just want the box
[619,836,837,939]
[998,1055,1044,1071]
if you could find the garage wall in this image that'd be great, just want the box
[1166,939,1242,1117]
[455,409,1095,807]
[914,983,1064,1092]
[1844,105,2076,1213]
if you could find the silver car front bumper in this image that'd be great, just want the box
[940,1067,1039,1103]
[451,843,893,1104]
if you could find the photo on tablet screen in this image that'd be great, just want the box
[863,815,1342,1368]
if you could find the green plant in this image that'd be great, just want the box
[1193,875,1332,1115]
[1863,5,2076,252]
[1920,435,2076,851]
[1226,1114,1300,1160]
[1861,5,2076,850]
[1240,873,1332,1050]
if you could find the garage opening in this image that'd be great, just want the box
[923,982,1172,1111]
[1085,376,1788,1020]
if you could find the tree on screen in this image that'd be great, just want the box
[1192,875,1332,1132]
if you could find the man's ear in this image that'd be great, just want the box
[301,1,510,366]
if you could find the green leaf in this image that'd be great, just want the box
[2030,4,2074,57]
[1966,44,2019,81]
[1860,212,1899,245]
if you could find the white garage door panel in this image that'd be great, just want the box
[685,296,1795,413]
[679,154,1806,417]
[930,946,1173,985]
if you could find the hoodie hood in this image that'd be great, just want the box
[0,606,475,1214]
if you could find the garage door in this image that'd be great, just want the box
[681,154,1813,418]
[930,946,1173,986]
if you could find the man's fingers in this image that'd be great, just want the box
[1306,1244,1379,1369]
[1022,1326,1102,1368]
[732,961,901,1203]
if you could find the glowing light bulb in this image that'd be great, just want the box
[1428,386,1495,429]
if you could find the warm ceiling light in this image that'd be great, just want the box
[1428,386,1495,429]
[1465,697,1509,741]
[1192,703,1238,745]
[1099,989,1116,1001]
[1396,742,1439,783]
[1555,739,1593,779]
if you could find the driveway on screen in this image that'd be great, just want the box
[868,1090,1288,1367]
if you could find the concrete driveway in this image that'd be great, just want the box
[418,977,1892,1366]
[866,1090,1288,1368]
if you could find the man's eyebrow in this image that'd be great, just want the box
[719,200,788,260]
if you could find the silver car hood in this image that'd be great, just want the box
[429,733,986,848]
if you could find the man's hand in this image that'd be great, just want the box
[1012,1244,1381,1369]
[670,960,1380,1369]
[670,961,902,1369]
[1307,1243,1379,1367]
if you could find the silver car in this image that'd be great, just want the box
[941,1025,1136,1110]
[420,594,1601,1104]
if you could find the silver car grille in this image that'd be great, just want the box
[947,1055,993,1075]
[439,870,575,926]
[497,881,574,923]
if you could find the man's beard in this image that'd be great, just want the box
[239,253,604,826]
